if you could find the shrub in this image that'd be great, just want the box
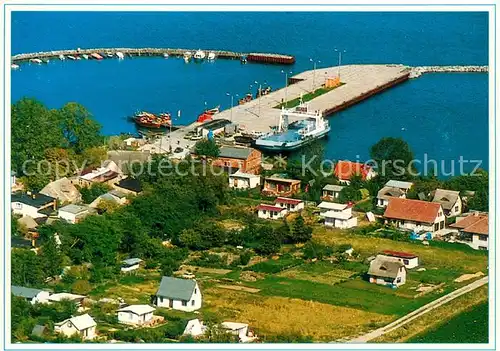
[303,241,334,260]
[71,280,92,295]
[239,250,253,266]
[353,200,373,213]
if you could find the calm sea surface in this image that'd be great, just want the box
[11,11,489,172]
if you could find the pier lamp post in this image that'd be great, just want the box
[334,48,346,80]
[309,59,321,92]
[281,70,293,108]
[254,80,266,118]
[226,93,238,122]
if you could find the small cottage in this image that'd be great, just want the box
[54,314,96,340]
[376,186,405,208]
[12,286,50,304]
[48,293,86,307]
[432,189,463,217]
[229,171,261,190]
[274,197,304,212]
[153,276,202,312]
[76,160,123,187]
[40,177,82,204]
[58,204,93,224]
[11,192,57,219]
[183,319,207,337]
[256,204,287,220]
[318,201,348,214]
[380,250,419,269]
[322,207,357,229]
[322,184,344,200]
[450,213,489,250]
[89,190,128,208]
[368,256,406,287]
[121,258,143,272]
[117,304,156,326]
[384,198,445,234]
[262,175,301,197]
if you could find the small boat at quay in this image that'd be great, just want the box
[194,50,206,61]
[67,55,77,60]
[82,54,89,60]
[59,54,65,60]
[207,52,216,61]
[132,111,171,129]
[30,58,43,64]
[196,105,220,123]
[116,52,125,59]
[239,93,253,105]
[163,53,169,58]
[11,63,20,70]
[91,53,103,60]
[184,51,193,63]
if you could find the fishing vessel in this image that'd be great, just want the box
[255,99,330,152]
[239,93,253,105]
[196,105,220,123]
[132,111,171,129]
[183,51,192,63]
[193,50,206,61]
[30,58,43,64]
[67,55,77,60]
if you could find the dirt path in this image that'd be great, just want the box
[345,276,488,343]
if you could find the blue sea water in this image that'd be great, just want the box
[11,11,489,172]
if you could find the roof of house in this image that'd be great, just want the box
[385,180,414,190]
[12,285,44,299]
[377,186,404,200]
[31,324,46,337]
[323,210,352,220]
[221,321,248,331]
[184,319,207,336]
[368,257,405,279]
[218,146,254,160]
[56,314,96,331]
[257,204,286,212]
[323,184,345,192]
[451,214,489,235]
[59,204,89,215]
[432,189,461,211]
[109,189,127,198]
[39,177,81,203]
[156,276,197,300]
[115,178,143,193]
[384,198,442,224]
[117,304,155,315]
[264,174,301,184]
[11,237,34,249]
[80,161,121,182]
[48,292,85,302]
[334,161,371,181]
[18,216,38,230]
[122,258,143,266]
[11,192,55,208]
[463,217,489,235]
[381,250,418,259]
[318,202,348,211]
[230,170,260,179]
[275,197,303,205]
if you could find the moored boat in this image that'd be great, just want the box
[91,53,103,60]
[30,58,43,64]
[59,54,65,61]
[11,63,20,70]
[132,111,171,129]
[239,93,253,105]
[67,55,76,60]
[194,50,206,61]
[207,51,216,61]
[183,51,192,63]
[196,105,220,123]
[163,53,169,58]
[82,54,89,60]
[116,52,125,59]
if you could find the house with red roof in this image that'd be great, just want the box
[274,197,304,213]
[450,213,489,250]
[380,250,419,269]
[334,161,375,185]
[256,204,287,220]
[384,198,445,234]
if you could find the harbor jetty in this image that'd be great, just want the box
[409,65,488,78]
[11,47,295,65]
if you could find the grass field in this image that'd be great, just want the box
[274,84,345,109]
[408,302,488,343]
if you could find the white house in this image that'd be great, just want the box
[11,192,57,219]
[117,304,156,326]
[367,256,407,287]
[323,207,358,229]
[12,286,50,305]
[221,322,257,343]
[121,258,143,272]
[380,250,419,269]
[54,314,96,340]
[256,204,287,220]
[229,171,261,190]
[376,186,405,208]
[58,204,93,224]
[48,293,86,306]
[183,319,207,337]
[432,189,463,217]
[384,180,414,194]
[450,213,489,250]
[40,177,82,204]
[274,197,304,212]
[322,184,344,200]
[384,198,446,234]
[318,201,348,215]
[154,276,202,312]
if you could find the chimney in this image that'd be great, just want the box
[32,194,36,199]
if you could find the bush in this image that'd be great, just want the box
[303,241,334,260]
[353,200,374,213]
[239,250,253,265]
[71,280,92,295]
[190,252,228,269]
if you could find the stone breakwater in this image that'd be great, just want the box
[409,65,488,78]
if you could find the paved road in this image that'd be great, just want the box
[346,276,489,343]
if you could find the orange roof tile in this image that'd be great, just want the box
[334,161,370,181]
[463,217,489,235]
[384,198,442,224]
[450,214,488,229]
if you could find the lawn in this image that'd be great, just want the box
[274,84,345,109]
[278,261,357,285]
[407,302,488,343]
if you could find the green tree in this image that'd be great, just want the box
[289,216,313,243]
[11,249,45,286]
[39,234,63,279]
[370,137,415,180]
[338,186,362,203]
[78,182,111,204]
[58,102,102,153]
[256,226,282,256]
[71,280,92,295]
[467,187,489,211]
[179,228,204,250]
[302,241,333,260]
[194,139,220,158]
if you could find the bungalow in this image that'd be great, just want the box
[153,276,202,312]
[113,177,143,196]
[11,192,57,219]
[221,322,257,343]
[322,184,344,200]
[117,304,156,326]
[121,258,143,272]
[450,213,489,250]
[183,319,207,337]
[384,198,445,234]
[376,186,405,208]
[40,177,82,204]
[318,201,348,215]
[54,314,97,340]
[58,204,93,224]
[334,160,375,185]
[274,197,304,212]
[256,204,287,220]
[322,205,358,229]
[12,286,50,304]
[380,250,419,269]
[432,189,463,217]
[262,174,301,197]
[211,146,262,174]
[384,180,414,194]
[48,293,86,307]
[368,256,406,287]
[229,171,261,190]
[75,160,122,187]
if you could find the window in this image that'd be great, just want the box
[159,297,163,303]
[194,288,197,294]
[403,259,409,265]
[479,246,488,250]
[14,202,22,210]
[396,277,401,283]
[182,300,187,306]
[454,206,459,212]
[191,300,195,306]
[478,234,488,242]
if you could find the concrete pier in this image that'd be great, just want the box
[409,65,488,78]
